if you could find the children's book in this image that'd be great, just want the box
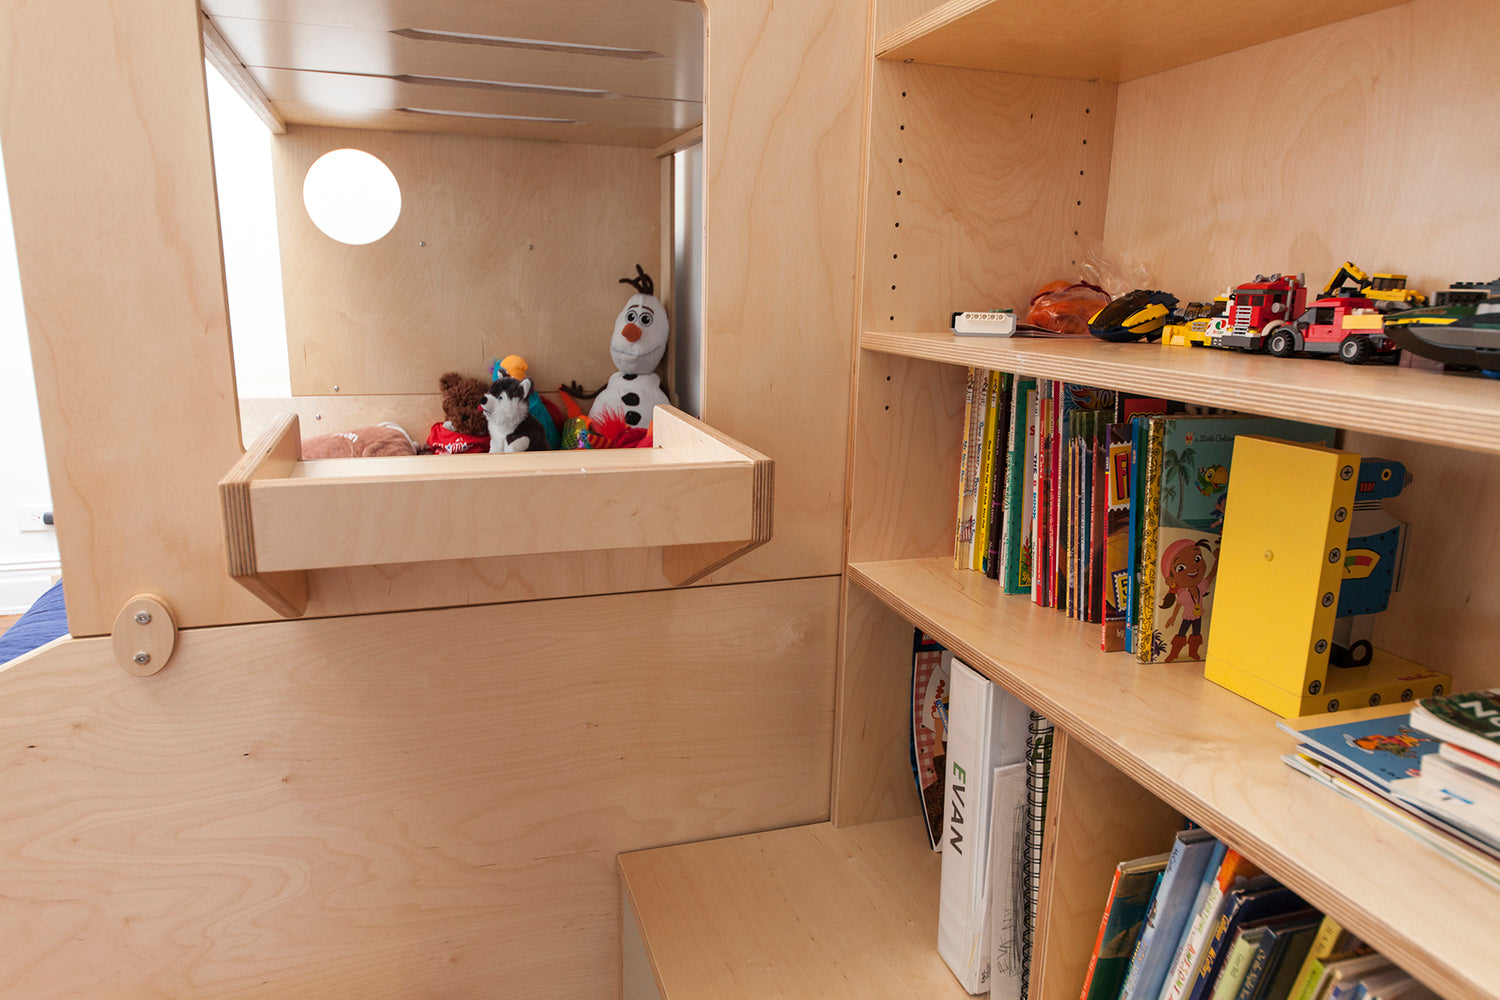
[1102,421,1132,648]
[1135,415,1335,664]
[1048,384,1115,609]
[974,371,1003,571]
[954,369,987,569]
[982,373,1014,576]
[987,762,1029,1000]
[1208,926,1267,1000]
[938,659,1032,993]
[1160,848,1263,1000]
[911,631,953,850]
[1184,884,1302,1000]
[1244,914,1322,1000]
[1284,914,1362,1000]
[1001,378,1037,593]
[1031,381,1052,604]
[1020,713,1054,1000]
[1119,829,1219,1000]
[1079,853,1171,1000]
[1410,688,1500,764]
[1277,707,1441,795]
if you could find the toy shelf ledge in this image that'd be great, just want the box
[219,406,773,618]
[876,0,1408,82]
[862,330,1500,454]
[848,557,1500,1000]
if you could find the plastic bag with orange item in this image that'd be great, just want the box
[1024,280,1111,336]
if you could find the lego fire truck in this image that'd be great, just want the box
[1203,269,1401,364]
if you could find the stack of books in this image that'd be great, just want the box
[1083,829,1436,1000]
[1279,692,1500,884]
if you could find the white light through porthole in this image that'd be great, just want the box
[302,148,402,245]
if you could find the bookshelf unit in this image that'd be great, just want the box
[621,1,1500,998]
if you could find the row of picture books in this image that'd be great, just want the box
[911,631,1053,996]
[951,370,1332,661]
[1080,829,1435,1000]
[1279,687,1500,885]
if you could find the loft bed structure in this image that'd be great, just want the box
[3,0,1500,998]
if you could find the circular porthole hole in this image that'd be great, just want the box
[302,148,402,245]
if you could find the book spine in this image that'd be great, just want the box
[1020,712,1054,1000]
[1079,865,1126,1000]
[938,660,990,992]
[955,368,978,570]
[1136,417,1167,663]
[985,374,1014,579]
[1160,848,1238,1000]
[1286,915,1346,1000]
[1031,382,1051,602]
[999,378,1029,589]
[974,371,1002,571]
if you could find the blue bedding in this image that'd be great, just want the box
[0,579,68,664]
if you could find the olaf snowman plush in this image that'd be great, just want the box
[588,265,670,429]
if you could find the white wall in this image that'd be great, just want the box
[0,131,60,613]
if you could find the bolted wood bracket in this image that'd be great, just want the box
[111,594,177,676]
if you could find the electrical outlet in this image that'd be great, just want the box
[18,506,53,532]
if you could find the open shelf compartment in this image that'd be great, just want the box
[876,0,1410,82]
[848,556,1500,1000]
[619,816,970,1000]
[219,405,773,617]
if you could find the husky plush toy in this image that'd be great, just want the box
[481,376,550,453]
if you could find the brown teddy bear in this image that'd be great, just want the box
[427,371,492,454]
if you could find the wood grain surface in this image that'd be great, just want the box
[620,816,971,999]
[1105,0,1500,304]
[863,61,1114,335]
[848,557,1500,1000]
[876,0,1407,82]
[274,124,660,397]
[0,576,838,1000]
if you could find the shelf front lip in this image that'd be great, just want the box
[847,557,1500,1000]
[250,462,756,571]
[863,330,1500,455]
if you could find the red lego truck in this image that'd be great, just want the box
[1203,271,1398,364]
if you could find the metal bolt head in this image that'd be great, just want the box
[1402,688,1414,701]
[1315,639,1328,654]
[1328,548,1341,564]
[134,611,153,625]
[1340,465,1354,480]
[333,385,341,393]
[1321,592,1334,607]
[1309,680,1322,695]
[1369,694,1382,706]
[133,652,151,666]
[1334,507,1348,522]
[1327,699,1341,712]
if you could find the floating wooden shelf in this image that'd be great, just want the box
[862,331,1500,455]
[619,816,970,1000]
[876,0,1408,82]
[847,556,1500,1000]
[219,406,773,617]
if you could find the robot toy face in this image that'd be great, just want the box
[610,293,669,374]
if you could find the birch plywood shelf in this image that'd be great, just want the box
[862,330,1500,455]
[848,557,1500,1000]
[219,406,772,617]
[875,0,1409,81]
[619,816,972,1000]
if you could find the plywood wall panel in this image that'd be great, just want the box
[275,125,660,396]
[864,61,1116,334]
[1343,430,1500,694]
[0,0,249,637]
[0,577,838,1000]
[1104,0,1500,303]
[689,0,871,584]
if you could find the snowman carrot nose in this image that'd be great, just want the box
[622,323,642,343]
